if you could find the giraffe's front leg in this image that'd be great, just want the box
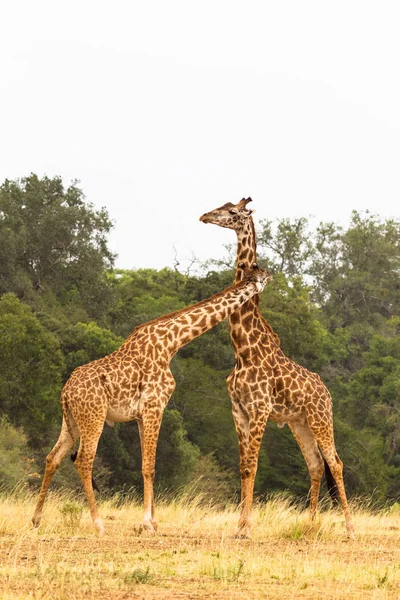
[138,412,163,534]
[232,399,269,539]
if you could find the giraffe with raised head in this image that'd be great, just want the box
[200,198,354,539]
[32,265,271,535]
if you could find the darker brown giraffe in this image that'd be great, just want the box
[200,198,354,539]
[32,266,271,534]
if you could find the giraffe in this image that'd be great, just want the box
[200,198,355,539]
[32,265,271,535]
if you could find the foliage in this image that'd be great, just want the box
[0,173,399,503]
[107,268,186,337]
[0,293,63,448]
[170,357,236,470]
[59,500,84,529]
[98,409,200,491]
[0,417,34,489]
[0,174,115,322]
[58,321,123,379]
[155,409,201,488]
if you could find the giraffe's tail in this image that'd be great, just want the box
[61,390,78,441]
[324,459,339,504]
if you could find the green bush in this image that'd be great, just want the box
[0,416,36,489]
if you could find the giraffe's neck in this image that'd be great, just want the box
[134,279,260,357]
[230,217,279,361]
[234,219,258,283]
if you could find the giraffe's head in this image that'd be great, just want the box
[199,197,253,231]
[241,264,272,292]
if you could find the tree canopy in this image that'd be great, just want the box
[1,174,399,503]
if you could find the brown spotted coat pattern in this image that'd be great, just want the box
[32,267,270,534]
[200,198,354,539]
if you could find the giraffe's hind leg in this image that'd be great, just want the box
[310,421,355,539]
[32,417,78,528]
[289,418,324,519]
[73,424,105,534]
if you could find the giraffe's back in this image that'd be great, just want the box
[228,345,332,428]
[63,352,144,425]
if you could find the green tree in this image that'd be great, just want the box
[98,409,200,492]
[107,269,186,337]
[259,272,332,371]
[337,317,400,495]
[170,357,236,468]
[0,174,115,322]
[0,417,35,489]
[58,321,123,379]
[258,216,313,276]
[0,294,63,447]
[311,212,400,332]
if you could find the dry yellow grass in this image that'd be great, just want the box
[1,489,400,599]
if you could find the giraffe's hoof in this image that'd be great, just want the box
[234,531,252,540]
[143,520,157,535]
[150,518,158,532]
[31,515,41,529]
[94,518,105,536]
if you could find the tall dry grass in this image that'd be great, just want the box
[1,485,400,599]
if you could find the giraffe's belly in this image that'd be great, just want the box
[105,408,137,423]
[269,405,305,428]
[106,396,143,424]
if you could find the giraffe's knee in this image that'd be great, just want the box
[325,452,343,478]
[143,468,156,481]
[334,452,343,470]
[73,452,94,476]
[45,452,60,475]
[240,464,256,480]
[310,454,324,479]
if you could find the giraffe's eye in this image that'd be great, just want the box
[229,209,238,215]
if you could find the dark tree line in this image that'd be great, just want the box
[0,174,399,503]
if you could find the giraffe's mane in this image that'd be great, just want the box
[236,214,280,347]
[126,280,246,339]
[249,218,257,248]
[244,297,281,347]
[260,317,281,346]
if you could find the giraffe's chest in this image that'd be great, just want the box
[228,365,307,424]
[101,361,143,422]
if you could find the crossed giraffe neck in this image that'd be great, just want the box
[32,265,270,535]
[200,198,354,539]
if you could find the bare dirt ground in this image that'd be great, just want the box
[1,494,400,599]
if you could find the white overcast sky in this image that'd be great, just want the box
[1,1,399,270]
